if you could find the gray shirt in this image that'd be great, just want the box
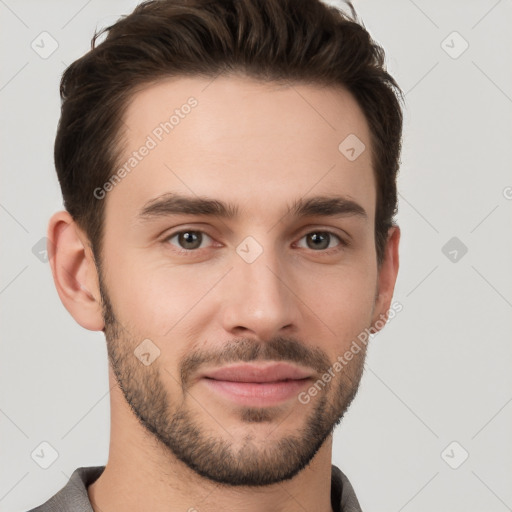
[28,464,362,512]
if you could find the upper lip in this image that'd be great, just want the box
[201,362,314,383]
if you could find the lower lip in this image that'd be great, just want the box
[201,378,311,407]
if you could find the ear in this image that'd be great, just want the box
[370,225,400,333]
[47,211,105,331]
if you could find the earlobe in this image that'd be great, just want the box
[371,225,400,334]
[47,211,105,331]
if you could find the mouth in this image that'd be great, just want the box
[199,362,314,407]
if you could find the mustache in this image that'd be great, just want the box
[179,336,331,386]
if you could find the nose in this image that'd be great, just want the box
[219,242,299,341]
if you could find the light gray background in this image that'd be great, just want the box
[1,1,511,511]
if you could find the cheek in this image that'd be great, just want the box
[302,263,377,347]
[105,253,225,338]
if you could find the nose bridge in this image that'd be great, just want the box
[221,235,297,338]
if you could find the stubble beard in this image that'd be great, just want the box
[99,271,367,487]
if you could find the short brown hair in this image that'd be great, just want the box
[55,0,404,268]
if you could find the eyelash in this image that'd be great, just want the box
[163,229,349,256]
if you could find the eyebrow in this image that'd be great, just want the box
[137,192,368,223]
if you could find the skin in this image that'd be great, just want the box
[48,74,400,512]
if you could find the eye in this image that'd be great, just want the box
[163,228,348,256]
[165,230,213,252]
[296,231,346,252]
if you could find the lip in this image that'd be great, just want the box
[200,362,314,383]
[199,362,314,407]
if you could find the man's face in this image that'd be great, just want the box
[98,75,382,486]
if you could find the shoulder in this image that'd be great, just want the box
[27,466,105,512]
[331,464,363,512]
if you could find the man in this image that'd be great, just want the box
[30,0,403,510]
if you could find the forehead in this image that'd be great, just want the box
[108,74,375,224]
